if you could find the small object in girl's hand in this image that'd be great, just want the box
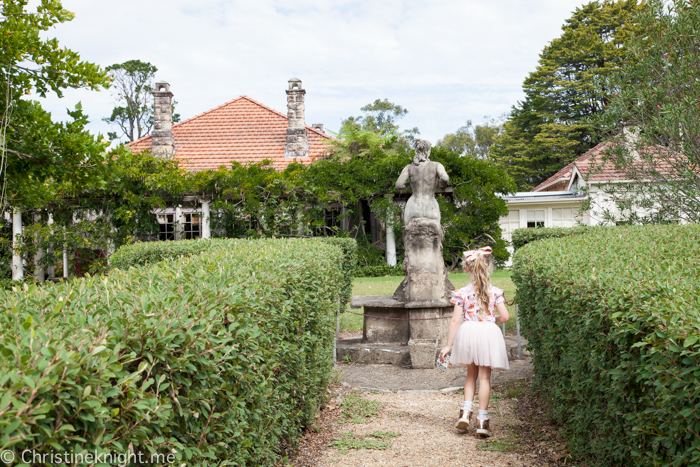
[436,355,450,375]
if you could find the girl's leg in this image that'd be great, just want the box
[464,363,478,402]
[477,366,492,411]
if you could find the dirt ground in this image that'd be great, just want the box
[286,375,584,467]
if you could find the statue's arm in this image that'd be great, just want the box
[436,163,449,188]
[395,166,410,190]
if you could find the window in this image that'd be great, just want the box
[157,213,200,240]
[158,214,175,241]
[552,208,574,227]
[184,214,200,239]
[527,210,545,228]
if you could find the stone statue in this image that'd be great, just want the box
[393,139,453,306]
[395,139,449,224]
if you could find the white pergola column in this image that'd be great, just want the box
[11,208,23,280]
[62,226,69,279]
[47,214,55,280]
[174,206,184,240]
[385,218,397,266]
[33,213,44,282]
[340,205,349,231]
[201,201,211,239]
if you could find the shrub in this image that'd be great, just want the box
[512,225,700,466]
[108,239,216,269]
[511,225,590,251]
[0,238,344,466]
[111,237,357,306]
[317,237,357,304]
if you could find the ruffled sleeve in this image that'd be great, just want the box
[492,287,505,306]
[450,290,465,308]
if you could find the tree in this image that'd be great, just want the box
[436,116,504,158]
[491,0,647,190]
[430,147,516,268]
[340,98,419,145]
[0,0,109,210]
[593,0,700,223]
[103,60,156,142]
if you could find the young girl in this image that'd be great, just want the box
[439,246,510,437]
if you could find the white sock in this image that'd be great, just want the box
[462,401,473,412]
[478,409,489,420]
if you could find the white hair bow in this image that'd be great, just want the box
[463,246,493,262]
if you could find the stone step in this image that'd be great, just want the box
[337,338,410,365]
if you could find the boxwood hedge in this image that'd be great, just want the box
[512,225,700,466]
[0,238,344,466]
[511,225,590,250]
[109,237,357,305]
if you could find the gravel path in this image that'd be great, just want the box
[315,387,546,467]
[338,358,534,391]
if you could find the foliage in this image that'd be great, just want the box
[193,159,308,238]
[0,0,109,209]
[430,146,515,268]
[339,393,383,424]
[0,237,344,466]
[340,98,419,143]
[103,60,180,142]
[491,0,646,190]
[108,238,216,270]
[593,0,700,223]
[435,116,504,159]
[512,224,700,466]
[329,432,399,454]
[510,225,591,250]
[317,237,358,304]
[110,236,357,306]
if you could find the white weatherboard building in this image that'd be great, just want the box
[498,140,666,263]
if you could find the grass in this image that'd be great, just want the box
[476,437,518,452]
[339,392,384,424]
[328,431,401,455]
[341,269,518,333]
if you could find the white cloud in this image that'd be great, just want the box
[35,0,586,143]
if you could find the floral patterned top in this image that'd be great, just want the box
[450,283,505,323]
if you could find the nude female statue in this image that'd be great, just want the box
[395,139,450,224]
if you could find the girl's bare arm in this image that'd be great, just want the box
[495,302,510,323]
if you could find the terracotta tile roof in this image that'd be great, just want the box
[532,141,679,192]
[127,95,333,171]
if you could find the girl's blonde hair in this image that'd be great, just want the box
[463,248,493,317]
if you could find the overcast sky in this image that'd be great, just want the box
[35,0,588,145]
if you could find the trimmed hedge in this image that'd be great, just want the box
[512,225,700,466]
[317,237,357,304]
[511,225,590,250]
[0,238,343,466]
[110,237,357,305]
[108,239,217,269]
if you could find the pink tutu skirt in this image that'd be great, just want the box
[451,321,510,370]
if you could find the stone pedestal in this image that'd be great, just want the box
[393,218,454,307]
[350,295,452,368]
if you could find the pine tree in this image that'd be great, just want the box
[491,0,646,190]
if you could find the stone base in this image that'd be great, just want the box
[408,338,438,369]
[337,339,410,365]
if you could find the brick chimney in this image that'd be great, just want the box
[285,78,309,158]
[151,81,174,156]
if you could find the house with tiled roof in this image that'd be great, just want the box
[126,78,334,241]
[498,137,658,263]
[128,79,332,172]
